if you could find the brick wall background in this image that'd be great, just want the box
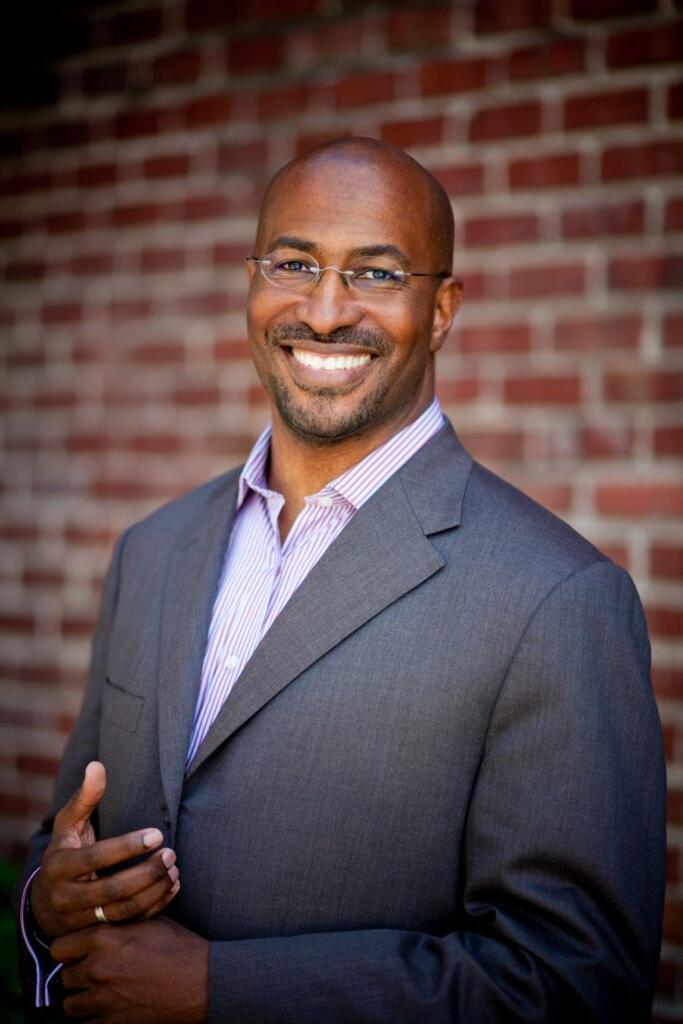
[0,0,681,1015]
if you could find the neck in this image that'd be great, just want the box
[267,398,433,541]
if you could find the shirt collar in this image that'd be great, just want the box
[237,398,444,512]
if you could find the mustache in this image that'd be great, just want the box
[267,323,390,355]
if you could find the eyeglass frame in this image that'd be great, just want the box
[245,254,456,293]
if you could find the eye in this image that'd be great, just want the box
[355,266,400,282]
[272,258,316,275]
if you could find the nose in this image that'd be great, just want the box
[294,267,363,337]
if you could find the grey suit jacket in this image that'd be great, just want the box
[25,421,666,1023]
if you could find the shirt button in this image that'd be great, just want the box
[318,496,333,507]
[225,654,240,670]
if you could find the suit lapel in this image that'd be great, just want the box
[157,470,240,824]
[186,422,473,778]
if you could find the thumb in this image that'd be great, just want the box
[56,761,107,834]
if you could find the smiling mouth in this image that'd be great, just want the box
[291,349,372,371]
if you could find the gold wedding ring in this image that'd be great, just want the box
[94,904,109,924]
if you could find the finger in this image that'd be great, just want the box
[141,878,181,919]
[50,827,164,881]
[52,925,99,963]
[53,762,106,839]
[63,989,98,1019]
[59,847,176,913]
[100,872,179,924]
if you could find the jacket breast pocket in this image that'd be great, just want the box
[102,677,145,733]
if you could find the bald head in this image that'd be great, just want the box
[256,137,454,272]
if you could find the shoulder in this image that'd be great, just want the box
[117,465,241,561]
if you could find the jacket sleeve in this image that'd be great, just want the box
[205,560,666,1024]
[16,530,130,1011]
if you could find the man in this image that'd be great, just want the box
[20,137,665,1022]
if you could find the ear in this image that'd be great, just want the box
[246,258,257,285]
[430,277,463,353]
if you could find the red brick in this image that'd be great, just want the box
[174,385,222,406]
[33,390,77,409]
[153,49,201,86]
[571,0,656,16]
[603,370,683,402]
[132,434,183,454]
[47,119,89,149]
[130,340,185,362]
[607,22,683,67]
[0,613,36,633]
[102,8,163,47]
[184,92,232,128]
[46,210,87,234]
[382,4,452,51]
[475,0,551,32]
[296,131,352,158]
[554,314,642,352]
[82,62,127,96]
[670,81,683,120]
[217,140,268,172]
[16,754,61,776]
[186,0,241,30]
[667,847,680,884]
[420,57,488,97]
[23,567,64,588]
[335,71,395,109]
[114,109,160,140]
[654,426,683,455]
[457,324,531,353]
[140,249,186,273]
[64,434,109,454]
[164,194,229,221]
[597,544,629,570]
[458,429,525,461]
[64,524,117,546]
[602,140,683,181]
[107,298,153,321]
[435,378,481,403]
[69,253,113,276]
[510,263,585,298]
[226,33,283,74]
[651,545,683,580]
[509,152,580,190]
[561,199,644,238]
[215,337,251,360]
[664,313,683,348]
[0,170,52,196]
[596,483,683,516]
[465,213,539,247]
[0,524,38,542]
[518,483,573,514]
[504,375,581,405]
[257,83,309,120]
[653,666,683,699]
[647,607,683,639]
[0,791,45,817]
[76,162,117,188]
[564,87,648,130]
[6,349,46,367]
[665,198,683,231]
[508,38,585,80]
[143,154,190,179]
[110,203,159,228]
[580,426,634,458]
[5,260,46,282]
[177,291,237,315]
[41,303,82,325]
[381,117,443,148]
[432,162,484,196]
[608,255,683,290]
[213,243,250,266]
[470,101,541,142]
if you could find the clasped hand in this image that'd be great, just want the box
[30,761,208,1022]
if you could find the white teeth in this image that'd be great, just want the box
[291,349,371,371]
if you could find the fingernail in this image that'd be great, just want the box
[170,880,180,895]
[161,848,175,868]
[142,829,163,848]
[168,865,179,883]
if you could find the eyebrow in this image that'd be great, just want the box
[266,236,411,268]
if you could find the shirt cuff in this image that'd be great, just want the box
[19,866,63,1007]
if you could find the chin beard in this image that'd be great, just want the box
[268,375,395,445]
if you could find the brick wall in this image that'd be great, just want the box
[0,0,681,1015]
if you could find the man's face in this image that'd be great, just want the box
[246,155,460,446]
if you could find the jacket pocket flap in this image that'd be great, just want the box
[103,677,144,733]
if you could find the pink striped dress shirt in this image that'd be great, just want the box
[186,398,445,765]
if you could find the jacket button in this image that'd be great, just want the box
[161,804,171,825]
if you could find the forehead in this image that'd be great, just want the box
[257,157,436,264]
